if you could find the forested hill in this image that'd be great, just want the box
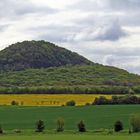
[1,64,140,87]
[0,40,92,71]
[0,40,140,94]
[0,65,140,94]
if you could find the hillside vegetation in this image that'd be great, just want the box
[0,65,140,94]
[1,65,140,87]
[0,41,140,94]
[0,40,92,71]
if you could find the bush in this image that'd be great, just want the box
[114,120,123,132]
[66,100,76,106]
[130,114,140,132]
[94,96,109,105]
[56,118,64,132]
[11,100,19,106]
[85,103,90,106]
[36,120,45,132]
[0,125,3,134]
[77,120,86,132]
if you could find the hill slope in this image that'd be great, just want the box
[1,64,140,94]
[0,40,92,71]
[0,65,140,87]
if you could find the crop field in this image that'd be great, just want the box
[0,94,112,106]
[0,105,139,130]
[0,105,139,140]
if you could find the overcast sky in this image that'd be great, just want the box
[0,0,140,74]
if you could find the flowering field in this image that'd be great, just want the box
[0,94,112,106]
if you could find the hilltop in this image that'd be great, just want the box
[0,40,92,71]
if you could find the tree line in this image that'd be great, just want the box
[0,114,140,134]
[93,95,140,105]
[0,85,137,94]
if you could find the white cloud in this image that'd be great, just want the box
[71,19,128,41]
[0,0,140,74]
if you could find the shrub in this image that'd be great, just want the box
[85,103,90,106]
[114,120,123,132]
[130,114,140,132]
[128,128,132,134]
[66,100,76,106]
[11,100,19,106]
[77,120,86,132]
[36,120,45,132]
[93,96,109,105]
[56,118,64,132]
[0,125,3,134]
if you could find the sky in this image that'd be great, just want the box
[0,0,140,74]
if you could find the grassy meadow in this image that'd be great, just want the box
[0,94,112,106]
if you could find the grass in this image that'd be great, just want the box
[0,134,140,140]
[0,105,139,130]
[0,105,139,140]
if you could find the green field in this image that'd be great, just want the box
[0,105,140,140]
[0,134,140,140]
[0,105,139,130]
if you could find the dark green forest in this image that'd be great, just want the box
[0,40,92,71]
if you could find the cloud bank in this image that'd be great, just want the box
[0,0,140,74]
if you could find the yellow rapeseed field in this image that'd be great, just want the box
[0,94,112,106]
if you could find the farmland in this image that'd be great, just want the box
[0,94,112,106]
[0,105,139,130]
[0,105,139,140]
